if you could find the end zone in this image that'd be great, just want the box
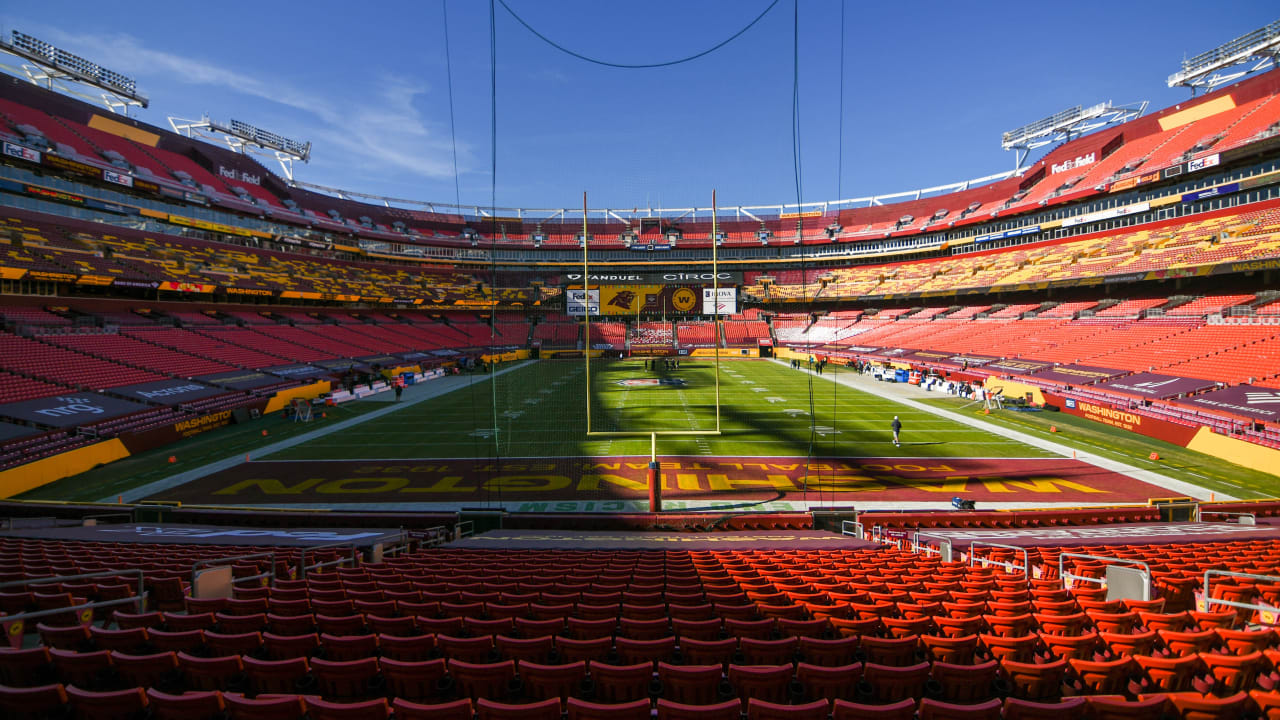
[145,455,1191,513]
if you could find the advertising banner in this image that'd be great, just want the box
[1048,393,1201,446]
[265,364,328,380]
[158,281,216,293]
[196,370,283,391]
[983,358,1055,375]
[570,286,711,316]
[567,288,600,316]
[0,393,148,428]
[112,379,225,406]
[1094,373,1218,400]
[118,407,248,454]
[703,287,738,315]
[1030,364,1126,386]
[599,285,655,315]
[1177,385,1280,423]
[102,169,133,188]
[3,141,41,163]
[563,271,742,285]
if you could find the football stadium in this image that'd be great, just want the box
[1,3,1280,718]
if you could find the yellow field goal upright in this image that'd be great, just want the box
[580,191,725,511]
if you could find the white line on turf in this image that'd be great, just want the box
[770,359,1234,502]
[108,361,536,503]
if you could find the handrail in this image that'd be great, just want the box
[411,526,452,547]
[912,531,954,561]
[380,530,413,558]
[455,521,475,539]
[1202,569,1280,616]
[967,541,1029,575]
[191,551,279,592]
[297,532,401,578]
[0,569,148,622]
[1198,510,1256,525]
[80,513,132,525]
[299,541,360,579]
[840,520,864,539]
[1058,552,1151,598]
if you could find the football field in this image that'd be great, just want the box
[139,359,1197,512]
[267,359,1045,461]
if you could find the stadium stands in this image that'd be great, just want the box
[3,530,1280,716]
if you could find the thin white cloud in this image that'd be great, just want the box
[5,23,469,186]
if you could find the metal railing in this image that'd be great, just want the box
[1198,510,1257,525]
[0,569,147,627]
[298,541,360,579]
[191,551,279,592]
[379,531,413,558]
[912,531,954,562]
[410,526,452,547]
[1202,570,1280,617]
[1058,553,1151,598]
[968,541,1029,575]
[455,521,475,539]
[840,520,864,539]
[80,513,132,525]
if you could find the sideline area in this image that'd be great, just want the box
[111,361,535,503]
[770,358,1231,502]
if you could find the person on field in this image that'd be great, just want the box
[891,415,902,447]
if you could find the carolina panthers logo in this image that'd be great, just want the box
[608,291,636,310]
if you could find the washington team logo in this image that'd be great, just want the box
[671,287,698,312]
[608,291,636,310]
[617,378,687,387]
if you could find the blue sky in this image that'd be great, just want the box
[2,2,1276,212]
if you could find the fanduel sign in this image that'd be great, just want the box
[564,271,742,285]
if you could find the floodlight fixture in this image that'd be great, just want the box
[0,30,148,113]
[1001,101,1147,168]
[169,115,311,180]
[1168,20,1280,95]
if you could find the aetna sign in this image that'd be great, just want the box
[218,166,262,186]
[1051,152,1096,175]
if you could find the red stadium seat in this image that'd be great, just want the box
[475,697,562,720]
[930,659,999,703]
[0,683,70,719]
[657,662,722,705]
[832,698,917,720]
[1001,696,1088,720]
[66,686,149,720]
[390,698,473,720]
[747,698,831,720]
[588,661,652,703]
[146,689,226,720]
[917,698,1003,720]
[244,656,311,695]
[520,660,587,702]
[656,698,742,720]
[303,696,391,720]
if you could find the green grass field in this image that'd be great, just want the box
[264,359,1047,461]
[18,358,1278,503]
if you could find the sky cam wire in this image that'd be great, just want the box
[496,0,782,69]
